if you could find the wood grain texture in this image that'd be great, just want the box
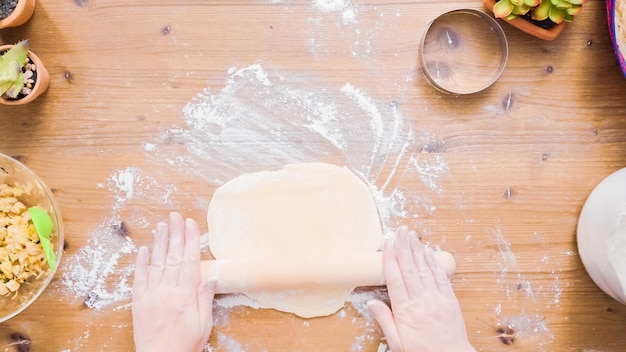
[0,0,625,351]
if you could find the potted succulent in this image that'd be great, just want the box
[0,0,36,29]
[0,40,49,105]
[483,0,588,41]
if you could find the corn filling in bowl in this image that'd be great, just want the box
[0,153,63,323]
[0,183,51,297]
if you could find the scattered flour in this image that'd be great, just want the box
[211,289,388,352]
[550,271,563,305]
[305,0,389,57]
[138,62,452,350]
[346,289,387,351]
[52,2,568,351]
[494,226,517,267]
[207,333,249,352]
[488,225,563,351]
[110,168,136,201]
[498,313,554,352]
[409,153,449,193]
[147,63,447,232]
[313,0,348,13]
[312,0,357,25]
[59,166,178,312]
[376,342,389,352]
[59,217,135,310]
[104,166,176,211]
[57,61,448,349]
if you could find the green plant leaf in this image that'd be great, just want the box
[0,60,19,82]
[564,12,574,22]
[532,0,551,20]
[0,40,29,97]
[0,78,15,96]
[4,70,24,99]
[566,5,582,15]
[494,0,515,18]
[555,0,571,9]
[524,0,541,7]
[512,4,530,15]
[0,41,28,68]
[549,6,566,23]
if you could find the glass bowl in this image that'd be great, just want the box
[419,9,508,94]
[0,153,63,323]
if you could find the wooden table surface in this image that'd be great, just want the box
[1,0,625,351]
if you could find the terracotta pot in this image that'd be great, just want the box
[0,45,49,105]
[0,0,36,29]
[482,0,567,41]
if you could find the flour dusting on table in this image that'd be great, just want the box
[497,313,554,352]
[149,63,445,232]
[313,0,349,13]
[140,62,447,350]
[46,0,572,350]
[53,59,440,349]
[489,225,560,350]
[58,166,179,311]
[346,289,388,351]
[60,218,135,310]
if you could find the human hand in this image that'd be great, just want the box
[132,212,217,352]
[367,226,475,352]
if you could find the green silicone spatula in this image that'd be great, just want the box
[27,207,56,271]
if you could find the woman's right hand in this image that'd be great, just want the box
[367,226,475,352]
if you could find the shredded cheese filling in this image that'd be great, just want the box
[0,183,49,298]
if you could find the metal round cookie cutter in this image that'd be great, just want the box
[419,9,508,95]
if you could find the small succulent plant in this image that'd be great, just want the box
[0,40,29,99]
[494,0,588,24]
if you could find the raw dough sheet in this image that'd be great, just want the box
[206,162,383,317]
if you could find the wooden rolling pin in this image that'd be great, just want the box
[200,251,455,294]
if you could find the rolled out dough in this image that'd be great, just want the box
[207,163,383,317]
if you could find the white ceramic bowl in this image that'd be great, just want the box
[577,168,626,304]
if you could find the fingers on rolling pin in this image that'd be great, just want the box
[432,250,456,277]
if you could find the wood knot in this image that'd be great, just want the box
[8,332,31,352]
[112,221,130,238]
[502,93,514,111]
[496,327,515,345]
[84,291,99,308]
[503,187,514,199]
[64,71,74,83]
